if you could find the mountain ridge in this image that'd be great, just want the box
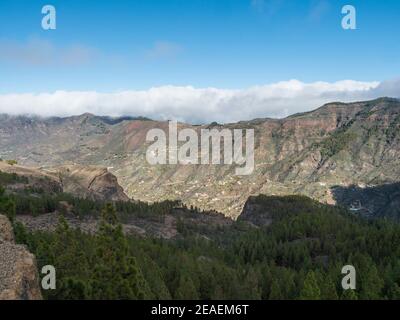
[1,97,399,218]
[1,97,398,125]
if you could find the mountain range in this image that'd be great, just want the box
[1,97,399,219]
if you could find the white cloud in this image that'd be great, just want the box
[0,38,98,66]
[145,41,183,60]
[0,79,399,124]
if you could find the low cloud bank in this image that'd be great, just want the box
[0,79,399,124]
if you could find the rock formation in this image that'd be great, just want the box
[0,161,129,202]
[0,215,42,300]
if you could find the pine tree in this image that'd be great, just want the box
[341,289,358,300]
[299,271,321,300]
[269,279,284,300]
[0,186,16,222]
[359,263,384,300]
[175,274,199,300]
[321,277,339,300]
[92,203,150,299]
[389,283,400,299]
[242,268,262,300]
[59,277,90,300]
[315,272,338,300]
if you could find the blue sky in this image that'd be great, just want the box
[0,0,399,122]
[1,0,399,92]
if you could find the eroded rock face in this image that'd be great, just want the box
[0,215,42,300]
[0,215,14,242]
[55,164,130,202]
[0,161,129,202]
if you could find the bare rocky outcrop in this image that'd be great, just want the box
[0,215,14,242]
[0,214,42,300]
[0,161,129,202]
[54,164,129,202]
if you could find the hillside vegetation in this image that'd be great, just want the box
[1,185,399,300]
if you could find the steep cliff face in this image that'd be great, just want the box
[0,215,42,300]
[0,161,129,202]
[0,98,399,218]
[55,164,129,202]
